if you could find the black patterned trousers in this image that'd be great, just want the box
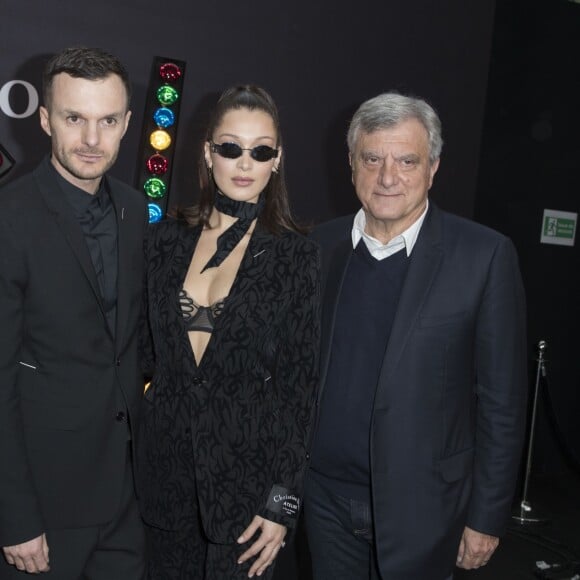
[145,523,277,580]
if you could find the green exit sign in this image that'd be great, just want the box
[540,209,577,247]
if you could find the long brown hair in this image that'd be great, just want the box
[181,85,303,234]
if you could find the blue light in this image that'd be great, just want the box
[148,203,163,223]
[153,107,175,128]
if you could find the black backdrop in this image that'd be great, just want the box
[0,0,496,222]
[0,5,496,578]
[5,2,579,579]
[475,0,580,479]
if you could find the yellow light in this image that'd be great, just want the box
[150,130,171,150]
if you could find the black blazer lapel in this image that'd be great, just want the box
[318,238,352,399]
[33,161,106,320]
[165,221,201,339]
[112,188,142,348]
[218,227,275,316]
[375,206,444,406]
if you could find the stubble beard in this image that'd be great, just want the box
[56,146,118,184]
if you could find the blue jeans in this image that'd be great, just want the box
[303,472,381,580]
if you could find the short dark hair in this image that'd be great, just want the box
[42,47,131,109]
[182,85,303,235]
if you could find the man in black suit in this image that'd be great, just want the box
[0,47,147,579]
[304,92,527,579]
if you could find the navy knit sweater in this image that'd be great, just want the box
[310,241,410,502]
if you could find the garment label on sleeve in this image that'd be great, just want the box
[266,485,300,517]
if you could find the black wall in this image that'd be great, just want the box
[475,0,580,475]
[1,0,495,222]
[12,2,578,579]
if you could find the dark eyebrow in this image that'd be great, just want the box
[61,109,125,119]
[216,132,276,142]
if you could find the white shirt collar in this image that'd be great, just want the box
[351,201,429,260]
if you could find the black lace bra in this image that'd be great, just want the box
[179,289,225,333]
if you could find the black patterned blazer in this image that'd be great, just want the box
[137,219,320,543]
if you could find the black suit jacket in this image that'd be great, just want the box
[137,219,320,543]
[311,204,528,579]
[0,158,147,546]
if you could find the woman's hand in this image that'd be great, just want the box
[237,515,287,577]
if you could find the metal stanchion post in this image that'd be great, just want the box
[512,339,549,524]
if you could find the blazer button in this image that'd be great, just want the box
[305,452,311,461]
[192,377,201,385]
[116,411,126,422]
[115,359,121,366]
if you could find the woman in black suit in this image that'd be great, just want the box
[139,85,320,579]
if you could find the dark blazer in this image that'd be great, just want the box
[0,158,147,547]
[137,219,320,543]
[311,203,527,580]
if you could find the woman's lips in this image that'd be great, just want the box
[232,177,254,186]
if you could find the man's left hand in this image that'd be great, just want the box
[456,526,499,569]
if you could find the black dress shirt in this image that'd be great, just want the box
[52,163,118,335]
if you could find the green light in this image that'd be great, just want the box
[157,85,179,106]
[144,177,167,199]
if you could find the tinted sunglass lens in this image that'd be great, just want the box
[211,142,277,162]
[251,145,278,162]
[215,142,243,159]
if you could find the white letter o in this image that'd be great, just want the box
[0,81,39,118]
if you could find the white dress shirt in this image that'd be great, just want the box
[351,201,429,260]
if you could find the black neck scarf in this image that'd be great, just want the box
[201,191,265,272]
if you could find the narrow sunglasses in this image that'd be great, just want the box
[209,141,279,162]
